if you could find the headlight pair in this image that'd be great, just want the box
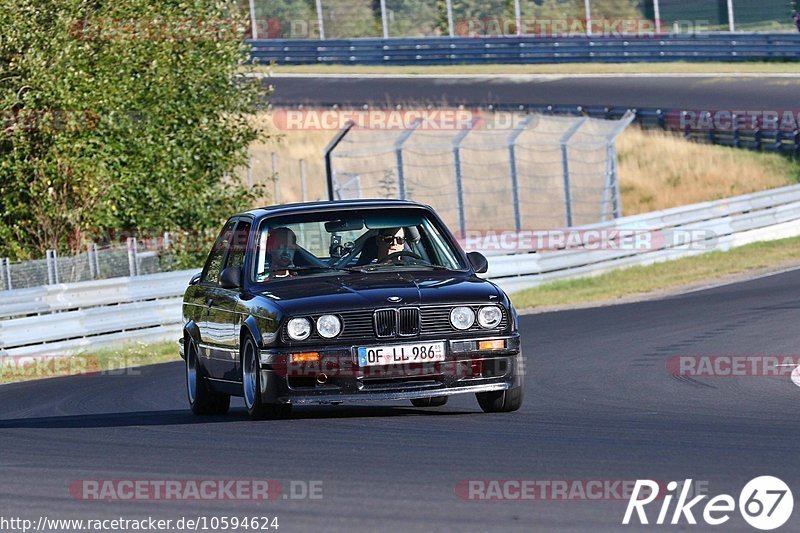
[449,306,503,330]
[287,315,342,340]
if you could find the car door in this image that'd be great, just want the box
[197,218,237,379]
[212,219,252,382]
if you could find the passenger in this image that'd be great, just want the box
[265,227,297,278]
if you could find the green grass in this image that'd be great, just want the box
[511,235,800,310]
[263,61,800,75]
[0,341,179,384]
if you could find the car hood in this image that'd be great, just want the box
[253,271,502,315]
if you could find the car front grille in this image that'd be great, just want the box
[281,305,508,345]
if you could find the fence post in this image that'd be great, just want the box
[2,257,11,290]
[46,249,59,285]
[248,0,258,39]
[446,0,455,37]
[653,0,661,34]
[299,159,308,202]
[452,120,476,237]
[247,153,253,189]
[584,0,592,36]
[88,243,96,279]
[559,118,587,227]
[380,0,389,38]
[727,0,735,32]
[507,115,535,232]
[127,237,138,277]
[271,152,280,204]
[315,0,325,39]
[603,111,636,220]
[514,0,522,35]
[324,120,356,201]
[92,243,101,279]
[394,118,421,201]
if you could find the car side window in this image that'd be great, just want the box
[202,219,237,285]
[226,221,251,272]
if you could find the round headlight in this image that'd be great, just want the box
[287,317,311,340]
[316,314,342,339]
[450,306,476,330]
[478,306,503,329]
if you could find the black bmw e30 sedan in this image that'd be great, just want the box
[179,199,524,419]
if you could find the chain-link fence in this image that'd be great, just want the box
[0,237,190,292]
[326,111,634,235]
[252,0,799,39]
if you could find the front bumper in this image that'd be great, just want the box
[259,334,523,404]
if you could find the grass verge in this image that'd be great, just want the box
[265,62,800,76]
[0,341,179,385]
[511,235,800,310]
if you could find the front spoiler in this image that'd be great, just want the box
[283,382,510,405]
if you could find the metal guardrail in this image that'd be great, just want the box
[250,33,800,65]
[3,184,800,356]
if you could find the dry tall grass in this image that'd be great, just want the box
[246,114,798,218]
[617,127,798,215]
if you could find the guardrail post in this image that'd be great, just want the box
[653,0,662,34]
[507,115,535,231]
[127,238,138,277]
[514,0,522,35]
[2,257,11,290]
[46,249,59,285]
[452,119,476,236]
[584,0,592,36]
[559,118,587,227]
[394,118,421,201]
[727,0,735,32]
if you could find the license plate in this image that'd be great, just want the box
[357,342,446,367]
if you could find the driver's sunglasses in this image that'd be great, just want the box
[380,235,406,245]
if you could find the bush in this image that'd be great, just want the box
[0,0,268,260]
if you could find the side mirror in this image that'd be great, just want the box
[220,266,243,290]
[189,272,202,286]
[467,251,489,274]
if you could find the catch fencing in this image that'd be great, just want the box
[326,111,635,234]
[251,0,799,39]
[3,183,800,356]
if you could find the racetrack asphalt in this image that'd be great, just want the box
[265,74,800,110]
[2,267,800,531]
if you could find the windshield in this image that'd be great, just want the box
[252,208,466,282]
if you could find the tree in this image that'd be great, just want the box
[0,0,267,261]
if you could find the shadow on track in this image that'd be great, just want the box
[0,406,476,429]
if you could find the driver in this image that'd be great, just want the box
[376,227,407,261]
[265,226,297,278]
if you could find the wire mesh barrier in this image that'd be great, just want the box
[325,111,634,234]
[249,0,800,39]
[0,237,193,292]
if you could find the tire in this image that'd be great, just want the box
[410,396,448,408]
[476,385,524,413]
[186,338,230,415]
[242,335,292,420]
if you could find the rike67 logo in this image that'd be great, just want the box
[623,476,793,530]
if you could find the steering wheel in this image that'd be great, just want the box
[378,251,422,264]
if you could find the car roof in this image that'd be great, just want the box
[239,199,434,219]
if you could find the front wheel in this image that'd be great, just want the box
[242,335,292,420]
[476,385,523,413]
[186,338,230,415]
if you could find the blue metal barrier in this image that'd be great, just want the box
[250,33,800,65]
